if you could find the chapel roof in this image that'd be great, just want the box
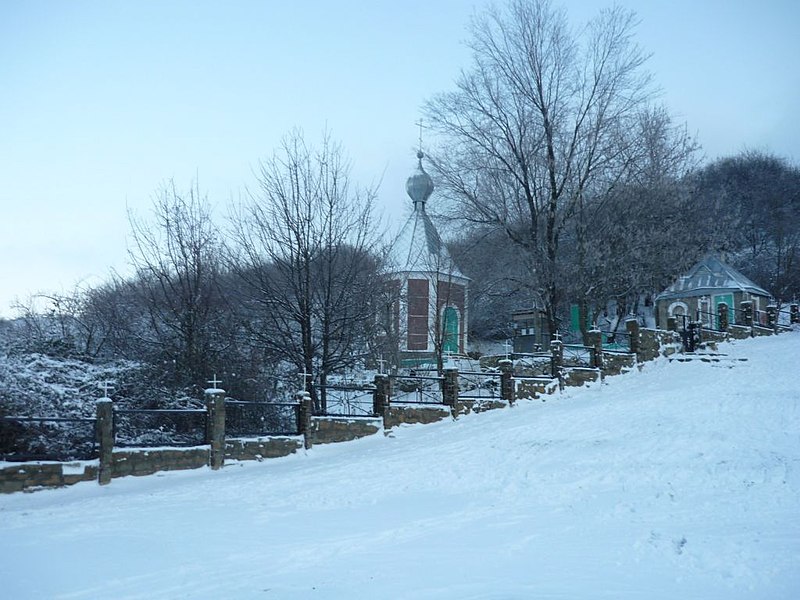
[386,152,467,280]
[656,254,770,301]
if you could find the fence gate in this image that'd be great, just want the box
[458,371,501,401]
[387,374,445,405]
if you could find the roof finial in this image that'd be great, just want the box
[416,118,424,159]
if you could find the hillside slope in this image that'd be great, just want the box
[1,333,799,599]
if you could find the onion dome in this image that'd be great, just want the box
[405,151,434,208]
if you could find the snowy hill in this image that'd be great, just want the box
[1,333,799,599]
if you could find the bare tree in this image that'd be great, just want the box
[425,0,656,337]
[127,180,227,389]
[231,130,382,410]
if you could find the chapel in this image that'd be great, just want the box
[384,151,469,368]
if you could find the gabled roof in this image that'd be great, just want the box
[656,255,770,301]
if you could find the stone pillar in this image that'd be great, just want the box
[205,388,226,470]
[717,303,729,331]
[740,301,753,328]
[586,329,603,370]
[791,303,799,324]
[498,359,514,405]
[296,391,313,450]
[373,374,390,417]
[766,304,777,329]
[443,367,459,408]
[549,337,563,387]
[667,317,677,332]
[96,398,114,485]
[626,318,640,360]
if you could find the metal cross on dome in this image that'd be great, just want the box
[416,118,424,153]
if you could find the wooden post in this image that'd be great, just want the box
[791,303,799,325]
[96,399,114,485]
[626,318,640,361]
[498,359,514,405]
[766,305,778,330]
[205,387,226,470]
[296,391,313,450]
[373,374,390,418]
[550,337,563,389]
[443,367,459,408]
[740,301,753,328]
[587,329,603,370]
[717,303,729,331]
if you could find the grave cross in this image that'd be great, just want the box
[377,355,387,375]
[100,380,114,398]
[504,339,512,361]
[299,370,312,388]
[207,374,222,389]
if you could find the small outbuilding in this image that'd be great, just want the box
[654,255,772,329]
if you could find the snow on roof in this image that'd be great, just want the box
[386,207,467,280]
[656,254,770,301]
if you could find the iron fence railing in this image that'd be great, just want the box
[113,408,207,448]
[0,416,98,462]
[313,385,376,417]
[601,331,632,353]
[458,371,501,400]
[388,374,445,405]
[562,344,596,368]
[511,352,553,377]
[225,401,300,436]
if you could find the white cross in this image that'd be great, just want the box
[207,374,222,388]
[299,371,312,386]
[377,356,387,375]
[100,380,114,398]
[553,331,562,341]
[504,339,512,360]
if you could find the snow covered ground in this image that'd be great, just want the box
[1,333,799,599]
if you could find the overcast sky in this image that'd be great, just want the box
[1,0,798,319]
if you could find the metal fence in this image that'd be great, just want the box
[0,416,98,462]
[562,344,596,368]
[511,352,553,377]
[388,374,445,405]
[458,371,501,400]
[314,385,376,417]
[225,401,299,436]
[113,409,208,448]
[601,331,631,352]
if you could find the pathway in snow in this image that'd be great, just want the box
[1,333,799,599]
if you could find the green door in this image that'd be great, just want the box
[714,293,734,328]
[443,307,459,354]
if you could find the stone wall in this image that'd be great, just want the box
[454,399,507,416]
[728,325,751,340]
[639,328,681,361]
[514,377,558,400]
[111,447,210,479]
[310,417,382,445]
[602,352,636,376]
[384,406,450,428]
[563,367,601,387]
[0,461,98,494]
[752,325,774,337]
[225,437,303,461]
